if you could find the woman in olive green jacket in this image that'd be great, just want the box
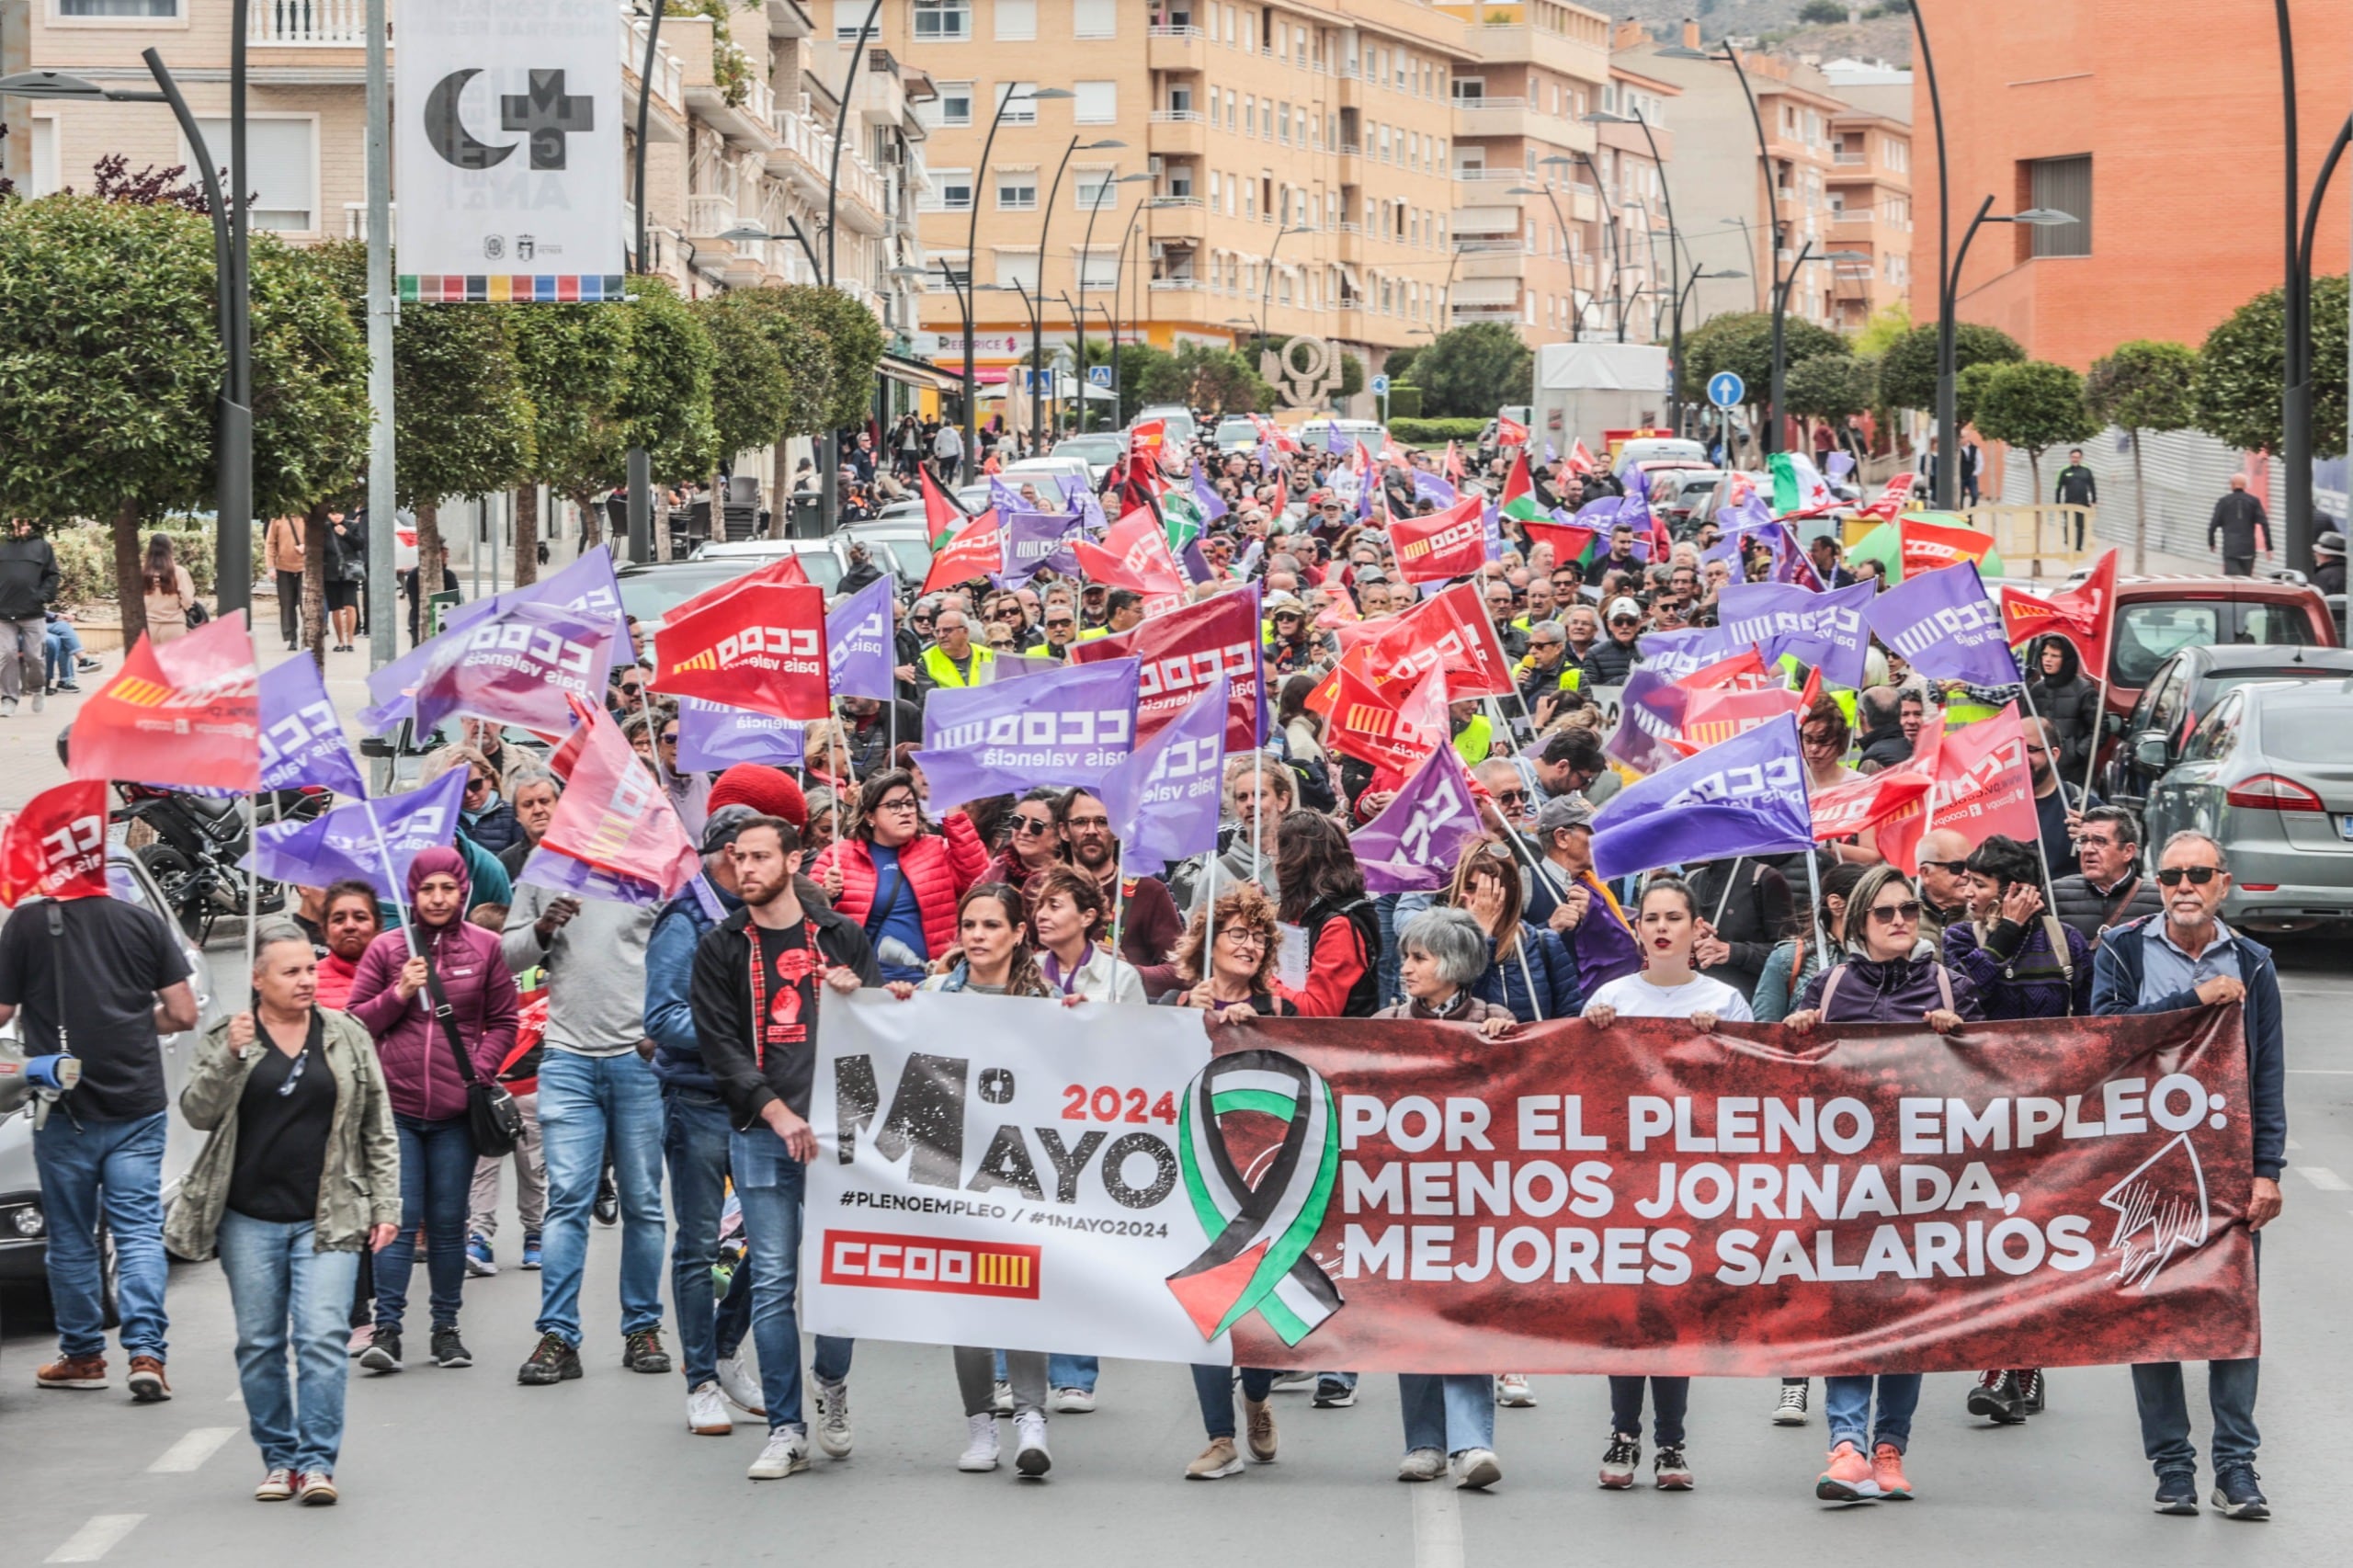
[166,922,400,1507]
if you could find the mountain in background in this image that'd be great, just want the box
[1611,0,1915,67]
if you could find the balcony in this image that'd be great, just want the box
[1452,300,1521,323]
[687,193,739,244]
[1150,199,1209,245]
[764,0,814,39]
[767,104,885,226]
[248,0,373,46]
[1453,97,1536,141]
[622,10,688,134]
[1146,24,1206,72]
[1147,110,1208,160]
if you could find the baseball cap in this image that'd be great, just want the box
[1536,795,1596,835]
[1606,596,1643,623]
[700,803,760,856]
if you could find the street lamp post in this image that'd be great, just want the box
[624,0,669,564]
[1657,40,1781,449]
[1507,180,1577,342]
[1904,1,1956,505]
[1565,153,1626,341]
[1108,199,1164,428]
[813,0,892,538]
[962,86,1071,477]
[1587,108,1685,429]
[1256,223,1314,345]
[1936,200,2074,509]
[1074,173,1151,433]
[1033,137,1124,449]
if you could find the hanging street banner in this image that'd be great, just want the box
[805,994,2260,1374]
[395,0,626,301]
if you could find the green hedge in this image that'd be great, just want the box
[1385,415,1486,446]
[1383,382,1424,420]
[44,519,264,608]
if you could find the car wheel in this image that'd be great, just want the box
[135,843,206,943]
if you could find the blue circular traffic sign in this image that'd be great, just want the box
[1370,374,1391,395]
[1707,370,1745,408]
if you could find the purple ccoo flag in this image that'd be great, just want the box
[243,767,466,898]
[1099,676,1227,868]
[1864,560,2020,687]
[1633,622,1747,680]
[997,510,1084,587]
[1413,470,1459,508]
[1718,579,1877,690]
[674,697,805,771]
[1604,666,1694,777]
[1189,466,1229,522]
[1349,744,1484,893]
[359,549,626,734]
[825,575,896,700]
[1589,713,1814,881]
[259,654,368,797]
[914,657,1140,806]
[410,599,622,738]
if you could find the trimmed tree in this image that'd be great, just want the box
[1781,353,1876,457]
[1972,359,2097,506]
[1876,321,2025,413]
[1677,310,1848,457]
[509,301,633,570]
[1139,343,1272,415]
[2086,340,2199,573]
[620,277,719,556]
[1410,322,1535,421]
[2192,273,2349,460]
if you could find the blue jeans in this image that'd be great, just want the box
[1399,1373,1495,1457]
[1608,1375,1689,1446]
[994,1348,1097,1393]
[1824,1373,1922,1455]
[1192,1366,1277,1439]
[218,1212,359,1475]
[663,1086,749,1386]
[45,620,84,685]
[731,1127,852,1432]
[2132,1360,2261,1475]
[535,1050,665,1345]
[34,1110,169,1359]
[373,1114,475,1334]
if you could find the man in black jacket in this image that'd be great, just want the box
[1853,686,1912,772]
[2053,449,2097,550]
[688,815,881,1481]
[0,518,62,716]
[2050,805,2162,947]
[1685,855,1794,1002]
[2207,474,2268,576]
[1577,596,1644,689]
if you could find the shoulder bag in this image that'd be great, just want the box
[422,946,524,1156]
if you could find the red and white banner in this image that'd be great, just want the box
[1495,414,1529,448]
[1878,705,2042,872]
[1070,588,1262,750]
[0,780,110,905]
[1390,494,1490,585]
[520,696,701,903]
[1343,582,1516,699]
[923,510,1005,594]
[650,582,831,720]
[68,613,261,793]
[1861,472,1917,519]
[809,994,2260,1373]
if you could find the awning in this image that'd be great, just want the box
[1338,262,1364,292]
[880,352,963,393]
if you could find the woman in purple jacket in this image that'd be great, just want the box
[344,847,518,1375]
[1783,864,1979,1506]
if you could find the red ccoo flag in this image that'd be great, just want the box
[1897,516,1997,579]
[0,780,111,906]
[524,696,702,903]
[650,581,831,720]
[1495,413,1529,448]
[2001,549,2118,678]
[68,612,260,793]
[660,552,810,633]
[1389,494,1490,585]
[922,509,1004,594]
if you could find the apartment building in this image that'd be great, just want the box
[3,2,939,461]
[1824,104,1908,332]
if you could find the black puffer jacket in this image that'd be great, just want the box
[2050,869,2163,946]
[2026,636,2099,778]
[1577,634,1642,690]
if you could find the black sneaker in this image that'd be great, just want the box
[430,1326,473,1369]
[2211,1464,2269,1520]
[359,1329,404,1374]
[2020,1369,2045,1414]
[1966,1370,2026,1425]
[2153,1472,2200,1516]
[1312,1377,1358,1409]
[517,1331,581,1385]
[622,1329,673,1375]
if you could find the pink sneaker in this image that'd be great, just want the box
[1815,1440,1882,1502]
[1871,1443,1913,1500]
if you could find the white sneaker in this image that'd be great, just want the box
[1495,1372,1536,1407]
[1051,1385,1096,1414]
[1774,1381,1810,1426]
[255,1468,296,1502]
[1453,1448,1502,1490]
[688,1381,733,1436]
[1014,1410,1052,1477]
[958,1412,1001,1472]
[991,1379,1014,1415]
[717,1355,766,1416]
[1397,1447,1448,1482]
[813,1377,853,1458]
[1268,1369,1315,1393]
[746,1429,809,1480]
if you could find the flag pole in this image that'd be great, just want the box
[1710,856,1744,931]
[2081,672,2109,803]
[1108,839,1128,1003]
[1804,847,1829,971]
[359,795,416,953]
[2010,683,2065,907]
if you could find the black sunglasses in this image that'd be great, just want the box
[1867,900,1924,925]
[1492,788,1529,806]
[2155,866,2219,887]
[1013,817,1056,835]
[1919,858,1969,877]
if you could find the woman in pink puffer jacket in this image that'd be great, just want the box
[344,846,517,1371]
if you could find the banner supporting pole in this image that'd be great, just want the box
[245,792,261,976]
[360,795,416,953]
[1711,856,1744,930]
[2010,684,2065,905]
[2081,673,2109,804]
[1804,847,1829,969]
[1108,841,1127,1004]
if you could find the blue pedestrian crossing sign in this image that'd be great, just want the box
[1087,365,1112,387]
[1707,370,1745,408]
[1370,374,1391,395]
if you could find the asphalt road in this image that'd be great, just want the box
[3,937,2348,1568]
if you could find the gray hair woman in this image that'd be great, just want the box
[1370,905,1512,1494]
[165,921,400,1507]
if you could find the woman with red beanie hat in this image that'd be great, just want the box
[811,768,988,983]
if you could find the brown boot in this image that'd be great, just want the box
[127,1356,172,1403]
[35,1352,108,1390]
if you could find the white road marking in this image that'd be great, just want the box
[147,1426,236,1473]
[2286,1136,2302,1149]
[2285,1069,2353,1074]
[45,1516,144,1563]
[1411,1482,1465,1568]
[2296,1166,2352,1192]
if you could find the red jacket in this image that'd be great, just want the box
[813,812,989,960]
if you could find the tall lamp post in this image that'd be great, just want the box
[625,1,670,563]
[1507,179,1578,342]
[1935,199,2073,506]
[1562,153,1626,340]
[1,59,249,616]
[1032,136,1125,449]
[1256,223,1315,343]
[1586,107,1684,427]
[1903,1,1958,505]
[962,86,1070,475]
[1073,173,1152,432]
[1107,197,1170,428]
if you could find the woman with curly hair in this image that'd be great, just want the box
[1159,882,1297,1022]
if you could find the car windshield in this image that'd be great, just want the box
[857,528,933,578]
[2261,696,2353,762]
[619,555,839,623]
[1057,437,1120,463]
[2111,603,2223,689]
[1215,417,1256,445]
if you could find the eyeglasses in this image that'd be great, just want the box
[465,775,492,792]
[1045,619,1075,631]
[1012,816,1056,835]
[1918,858,1969,877]
[1608,616,1639,628]
[1867,900,1924,925]
[659,731,679,745]
[1064,814,1110,832]
[1220,928,1268,950]
[619,682,644,696]
[2155,866,2220,887]
[277,1041,311,1097]
[1492,789,1529,806]
[875,796,921,813]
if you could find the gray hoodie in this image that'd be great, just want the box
[503,881,655,1056]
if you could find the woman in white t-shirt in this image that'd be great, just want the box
[1581,877,1752,1494]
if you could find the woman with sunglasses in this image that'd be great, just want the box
[1796,698,1884,869]
[812,768,990,985]
[1782,865,1980,1504]
[166,922,399,1506]
[652,710,711,840]
[1580,877,1752,1493]
[983,788,1067,895]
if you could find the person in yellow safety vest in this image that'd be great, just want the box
[1023,604,1085,663]
[919,608,995,689]
[1513,620,1582,716]
[1449,699,1496,764]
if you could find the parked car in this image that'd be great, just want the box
[2092,574,2338,777]
[1295,417,1387,454]
[2141,676,2353,932]
[620,543,848,635]
[1614,437,1710,470]
[2101,643,2353,808]
[995,456,1095,510]
[839,517,935,589]
[1049,433,1124,483]
[1212,415,1261,452]
[0,852,224,1314]
[1130,404,1199,447]
[1656,468,1729,531]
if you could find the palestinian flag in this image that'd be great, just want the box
[1496,450,1547,529]
[919,466,967,548]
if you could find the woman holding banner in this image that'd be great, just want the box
[1580,877,1754,1492]
[1783,865,1981,1502]
[1272,812,1381,1018]
[1442,846,1579,1024]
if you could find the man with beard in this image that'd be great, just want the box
[2027,714,2098,871]
[1061,789,1184,994]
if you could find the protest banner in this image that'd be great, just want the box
[0,781,110,905]
[1069,588,1264,750]
[68,613,262,793]
[913,658,1141,806]
[651,582,831,720]
[245,767,467,898]
[807,994,2260,1374]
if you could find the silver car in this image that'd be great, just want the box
[0,852,225,1312]
[2141,677,2353,932]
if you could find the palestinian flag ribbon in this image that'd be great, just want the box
[1166,1050,1345,1347]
